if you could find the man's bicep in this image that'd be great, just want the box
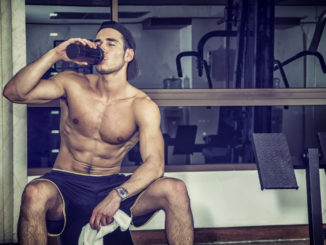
[24,75,66,103]
[139,126,164,161]
[136,100,164,164]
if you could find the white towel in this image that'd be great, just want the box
[78,209,131,245]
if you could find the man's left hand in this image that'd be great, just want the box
[89,190,122,231]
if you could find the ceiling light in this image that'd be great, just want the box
[49,12,58,17]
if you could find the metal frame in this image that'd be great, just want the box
[304,148,324,245]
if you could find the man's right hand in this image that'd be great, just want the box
[53,38,97,65]
[89,190,122,231]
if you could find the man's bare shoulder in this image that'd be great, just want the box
[130,87,160,123]
[51,71,97,87]
[50,70,84,83]
[52,70,80,79]
[131,87,157,108]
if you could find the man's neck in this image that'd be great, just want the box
[97,73,129,100]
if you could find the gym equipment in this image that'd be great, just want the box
[175,0,237,89]
[251,133,326,245]
[274,9,326,88]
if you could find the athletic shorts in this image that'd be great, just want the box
[34,168,157,245]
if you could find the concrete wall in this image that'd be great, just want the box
[136,169,326,230]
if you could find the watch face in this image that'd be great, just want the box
[116,187,128,200]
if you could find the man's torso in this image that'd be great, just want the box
[53,72,147,175]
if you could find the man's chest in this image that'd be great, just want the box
[62,95,138,145]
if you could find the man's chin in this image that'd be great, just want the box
[95,67,111,75]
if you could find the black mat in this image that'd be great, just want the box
[251,133,298,190]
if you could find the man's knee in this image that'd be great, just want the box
[21,181,54,213]
[160,178,190,207]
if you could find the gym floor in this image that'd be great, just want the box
[199,240,311,244]
[130,225,326,244]
[152,240,323,245]
[1,238,325,245]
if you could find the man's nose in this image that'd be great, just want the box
[97,43,106,52]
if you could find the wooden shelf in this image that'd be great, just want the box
[27,88,326,107]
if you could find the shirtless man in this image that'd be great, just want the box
[3,21,194,245]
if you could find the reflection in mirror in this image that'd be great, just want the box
[26,4,226,89]
[27,105,326,168]
[26,3,326,91]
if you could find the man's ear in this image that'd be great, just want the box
[125,48,134,62]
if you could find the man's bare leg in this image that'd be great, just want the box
[132,178,194,245]
[18,180,63,245]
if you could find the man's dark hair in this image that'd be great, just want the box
[98,21,138,80]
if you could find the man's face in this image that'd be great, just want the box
[94,28,129,75]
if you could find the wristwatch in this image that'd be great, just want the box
[114,187,129,201]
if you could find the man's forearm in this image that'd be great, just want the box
[3,49,60,101]
[119,159,164,198]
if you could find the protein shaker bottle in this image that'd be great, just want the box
[66,44,104,65]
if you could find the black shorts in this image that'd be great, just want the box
[35,169,157,245]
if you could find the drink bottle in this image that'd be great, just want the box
[66,44,104,65]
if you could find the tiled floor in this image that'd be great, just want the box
[195,240,323,245]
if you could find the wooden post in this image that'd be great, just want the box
[111,0,118,22]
